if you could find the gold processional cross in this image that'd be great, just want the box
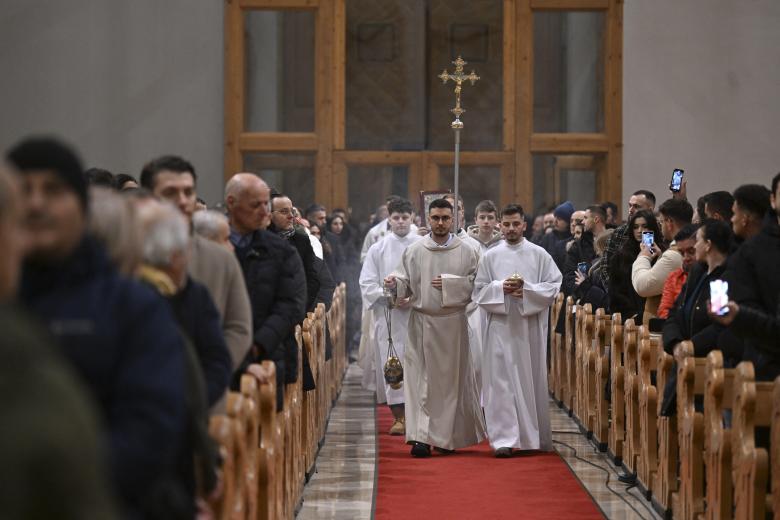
[438,56,480,129]
[437,56,480,231]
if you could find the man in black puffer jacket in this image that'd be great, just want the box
[723,173,780,381]
[225,173,307,410]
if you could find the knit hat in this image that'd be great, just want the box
[6,136,88,209]
[553,201,575,222]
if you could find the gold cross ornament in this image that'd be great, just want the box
[438,56,480,129]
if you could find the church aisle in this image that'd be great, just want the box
[549,402,663,520]
[296,363,662,519]
[297,364,376,519]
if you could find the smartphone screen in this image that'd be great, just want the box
[709,280,729,316]
[670,168,684,192]
[642,231,654,251]
[577,262,588,275]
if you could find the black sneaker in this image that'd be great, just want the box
[410,442,431,458]
[494,447,513,458]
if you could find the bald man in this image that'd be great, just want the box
[225,173,308,408]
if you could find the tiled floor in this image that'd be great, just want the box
[297,364,662,520]
[550,403,663,520]
[297,363,376,520]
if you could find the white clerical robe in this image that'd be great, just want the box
[393,235,487,449]
[360,218,418,262]
[456,228,486,396]
[359,232,422,405]
[474,240,561,451]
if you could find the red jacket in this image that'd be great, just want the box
[657,267,688,319]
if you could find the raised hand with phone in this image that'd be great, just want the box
[670,168,687,201]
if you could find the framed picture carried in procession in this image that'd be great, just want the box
[419,190,452,228]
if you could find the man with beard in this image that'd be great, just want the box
[384,198,485,457]
[473,204,561,457]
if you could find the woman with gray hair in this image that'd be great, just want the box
[134,199,232,515]
[193,209,233,252]
[136,200,231,406]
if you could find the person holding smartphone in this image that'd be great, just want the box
[607,209,662,321]
[659,220,733,416]
[631,198,694,318]
[716,173,780,381]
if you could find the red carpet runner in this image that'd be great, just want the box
[374,406,604,519]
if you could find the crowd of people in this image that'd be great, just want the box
[356,170,780,461]
[0,136,363,519]
[1,133,778,516]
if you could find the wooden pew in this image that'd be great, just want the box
[291,326,305,508]
[571,303,584,422]
[652,342,676,515]
[316,304,328,448]
[550,292,564,399]
[225,391,249,520]
[302,315,318,478]
[592,309,612,451]
[608,313,625,464]
[580,305,599,435]
[575,304,594,428]
[239,375,261,520]
[703,350,735,520]
[637,330,662,498]
[208,415,235,520]
[674,342,707,520]
[771,378,780,519]
[563,296,577,412]
[733,361,774,519]
[622,321,641,478]
[206,285,347,520]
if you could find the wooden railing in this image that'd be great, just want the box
[548,298,780,520]
[208,283,348,520]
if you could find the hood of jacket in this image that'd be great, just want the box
[466,224,502,247]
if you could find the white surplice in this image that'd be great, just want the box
[392,235,487,449]
[359,231,422,404]
[456,228,487,397]
[473,239,562,451]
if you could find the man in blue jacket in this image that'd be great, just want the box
[7,137,187,519]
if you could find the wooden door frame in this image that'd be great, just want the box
[224,0,335,206]
[225,0,622,213]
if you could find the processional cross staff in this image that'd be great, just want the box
[438,55,480,232]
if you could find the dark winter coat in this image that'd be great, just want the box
[662,262,727,356]
[168,276,232,407]
[269,224,320,312]
[19,236,186,518]
[660,262,727,416]
[725,214,780,380]
[0,304,119,519]
[608,242,646,321]
[562,231,597,296]
[540,228,572,271]
[232,229,307,404]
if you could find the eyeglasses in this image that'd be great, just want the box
[273,208,293,216]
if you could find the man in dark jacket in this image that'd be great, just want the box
[723,173,780,380]
[539,200,574,271]
[270,194,320,312]
[0,162,119,519]
[225,173,307,408]
[561,205,605,296]
[7,137,187,518]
